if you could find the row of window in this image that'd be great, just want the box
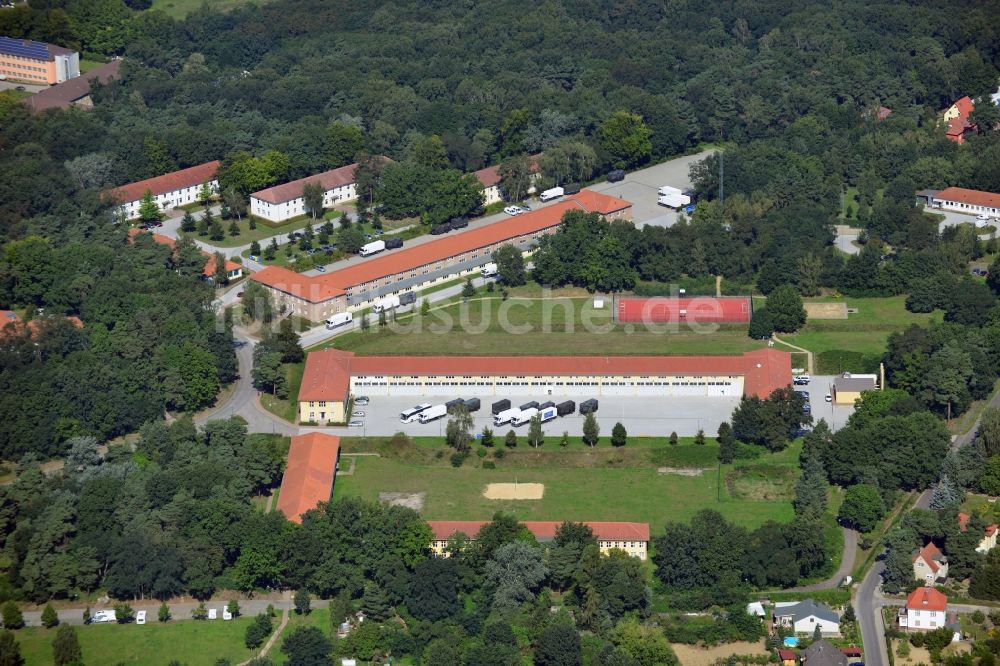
[352,379,735,386]
[946,201,999,214]
[0,62,45,72]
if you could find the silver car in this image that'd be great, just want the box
[348,420,364,428]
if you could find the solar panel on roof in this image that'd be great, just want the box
[0,36,51,60]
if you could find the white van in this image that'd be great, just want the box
[325,312,353,329]
[136,610,147,625]
[481,262,498,278]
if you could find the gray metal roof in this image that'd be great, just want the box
[803,640,848,666]
[777,599,840,624]
[834,377,877,392]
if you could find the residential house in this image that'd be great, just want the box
[25,59,120,113]
[943,96,976,144]
[126,229,243,282]
[778,650,797,666]
[801,640,848,666]
[107,161,220,220]
[832,373,878,405]
[0,36,79,85]
[932,187,1000,220]
[474,154,541,206]
[898,586,947,632]
[773,600,841,636]
[249,160,388,223]
[427,521,651,560]
[913,542,948,583]
[958,512,998,554]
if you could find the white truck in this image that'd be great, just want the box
[325,312,353,329]
[481,262,498,278]
[359,240,386,257]
[493,407,521,426]
[539,186,565,202]
[401,403,431,423]
[373,295,400,313]
[418,404,448,423]
[539,405,558,423]
[512,407,539,426]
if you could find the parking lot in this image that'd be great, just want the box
[799,375,859,430]
[589,150,715,227]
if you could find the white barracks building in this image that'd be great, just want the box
[106,161,220,220]
[428,521,651,560]
[250,162,367,222]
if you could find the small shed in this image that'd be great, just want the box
[832,374,878,405]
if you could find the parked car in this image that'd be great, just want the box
[90,610,116,624]
[349,420,364,428]
[354,396,370,406]
[791,427,812,438]
[520,202,532,210]
[793,374,810,385]
[352,411,365,418]
[607,169,625,182]
[802,403,812,414]
[503,206,524,216]
[794,390,810,401]
[315,265,326,272]
[237,291,244,298]
[825,393,833,402]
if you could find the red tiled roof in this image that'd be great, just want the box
[474,154,541,189]
[906,586,947,612]
[127,228,241,278]
[276,433,340,523]
[877,106,892,119]
[618,297,752,323]
[914,542,945,573]
[841,648,862,657]
[957,512,998,536]
[251,191,631,303]
[26,59,121,113]
[298,348,791,401]
[251,163,358,205]
[936,187,1000,210]
[107,161,220,205]
[299,349,354,402]
[952,96,974,117]
[778,650,797,661]
[0,310,83,340]
[427,520,650,542]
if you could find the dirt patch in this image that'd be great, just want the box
[805,302,849,320]
[379,492,426,511]
[658,467,705,476]
[726,465,797,501]
[891,639,932,665]
[671,641,769,666]
[483,482,545,500]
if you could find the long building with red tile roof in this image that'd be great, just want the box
[249,158,390,222]
[276,433,341,523]
[250,190,631,323]
[427,520,650,559]
[127,228,243,281]
[107,161,220,220]
[932,187,1000,218]
[297,347,791,425]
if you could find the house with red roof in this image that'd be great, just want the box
[106,161,220,220]
[276,433,340,523]
[899,587,947,632]
[958,512,998,553]
[427,520,650,559]
[913,542,948,583]
[249,161,377,223]
[297,347,791,425]
[474,154,541,206]
[943,96,976,144]
[127,228,243,282]
[932,187,1000,219]
[250,190,631,322]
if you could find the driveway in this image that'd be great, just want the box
[834,225,862,255]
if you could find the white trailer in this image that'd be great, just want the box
[658,192,691,208]
[373,295,400,312]
[481,262,498,278]
[359,240,386,257]
[325,312,353,329]
[493,407,521,426]
[512,407,539,426]
[539,406,558,423]
[418,404,448,423]
[539,186,565,202]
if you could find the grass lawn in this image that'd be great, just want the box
[182,216,316,248]
[271,608,331,665]
[260,362,304,422]
[14,618,255,665]
[149,0,258,18]
[842,187,860,220]
[325,294,766,357]
[333,437,799,529]
[79,59,107,74]
[776,295,941,373]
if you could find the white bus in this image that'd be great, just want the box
[400,403,432,423]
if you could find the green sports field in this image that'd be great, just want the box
[333,438,800,531]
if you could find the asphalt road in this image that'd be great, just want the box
[782,528,858,593]
[858,562,890,666]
